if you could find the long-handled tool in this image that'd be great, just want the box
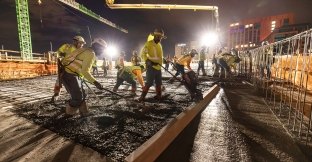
[160,63,185,84]
[81,79,148,111]
[160,63,203,101]
[81,79,124,99]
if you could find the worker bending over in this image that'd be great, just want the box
[61,38,106,116]
[52,36,85,100]
[113,65,145,96]
[168,49,197,83]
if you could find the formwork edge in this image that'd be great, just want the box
[125,84,220,162]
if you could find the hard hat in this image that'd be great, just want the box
[91,38,107,48]
[190,49,198,56]
[73,36,86,44]
[153,28,167,39]
[132,50,138,55]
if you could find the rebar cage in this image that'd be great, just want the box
[238,28,312,145]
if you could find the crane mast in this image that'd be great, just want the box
[15,0,127,60]
[16,0,32,60]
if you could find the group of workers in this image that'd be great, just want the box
[53,28,240,117]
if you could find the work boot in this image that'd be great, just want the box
[113,87,118,92]
[65,103,78,116]
[153,85,162,101]
[79,101,90,117]
[138,86,149,102]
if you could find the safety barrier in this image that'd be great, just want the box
[238,28,312,145]
[0,50,57,80]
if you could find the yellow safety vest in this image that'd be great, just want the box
[62,47,96,83]
[177,54,192,66]
[141,40,163,70]
[57,43,77,57]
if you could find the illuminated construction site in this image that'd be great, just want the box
[1,0,312,161]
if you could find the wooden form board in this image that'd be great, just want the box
[0,61,56,80]
[125,84,220,162]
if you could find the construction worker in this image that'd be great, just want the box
[113,65,145,96]
[138,28,166,101]
[92,59,99,76]
[197,46,207,76]
[61,38,107,116]
[131,50,141,66]
[115,51,125,70]
[102,57,108,77]
[213,47,226,77]
[168,49,197,83]
[52,36,85,101]
[215,47,233,78]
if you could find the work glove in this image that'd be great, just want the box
[94,81,103,90]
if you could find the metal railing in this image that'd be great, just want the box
[0,50,57,63]
[238,28,312,145]
[0,50,57,80]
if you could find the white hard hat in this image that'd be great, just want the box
[91,38,107,48]
[73,36,86,44]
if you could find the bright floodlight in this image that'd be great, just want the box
[106,45,118,58]
[200,32,218,47]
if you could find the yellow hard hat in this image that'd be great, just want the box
[73,36,86,44]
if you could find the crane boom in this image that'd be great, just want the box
[107,3,219,31]
[58,0,128,33]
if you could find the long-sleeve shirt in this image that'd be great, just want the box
[119,66,145,87]
[177,54,193,71]
[57,43,77,58]
[62,47,96,83]
[141,40,163,70]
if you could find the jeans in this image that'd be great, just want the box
[62,71,84,107]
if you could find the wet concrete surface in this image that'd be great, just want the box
[1,74,311,162]
[5,75,211,161]
[156,81,311,162]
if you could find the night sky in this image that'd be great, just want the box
[0,0,312,59]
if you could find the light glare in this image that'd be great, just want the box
[106,45,118,58]
[200,32,218,47]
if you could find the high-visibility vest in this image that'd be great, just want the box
[140,40,163,70]
[177,54,192,66]
[61,47,96,83]
[119,66,142,78]
[57,43,77,57]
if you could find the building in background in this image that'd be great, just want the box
[228,13,294,50]
[175,41,218,60]
[264,23,312,42]
[175,41,199,57]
